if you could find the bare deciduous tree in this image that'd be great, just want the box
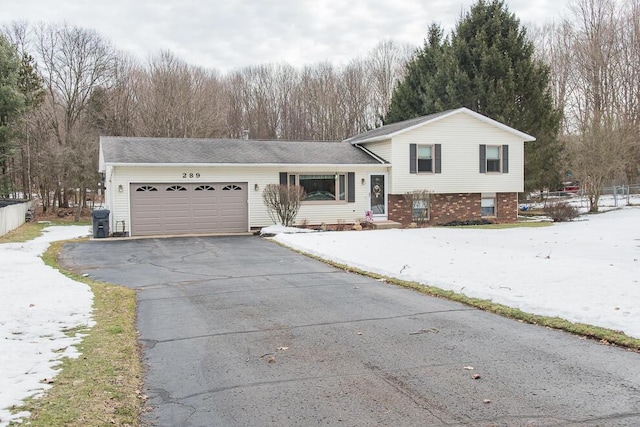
[534,0,640,210]
[2,20,418,216]
[404,190,431,224]
[135,51,226,138]
[367,39,413,127]
[262,183,305,226]
[34,23,117,212]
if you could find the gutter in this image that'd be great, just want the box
[354,144,389,164]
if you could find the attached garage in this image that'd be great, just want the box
[129,182,248,236]
[99,136,388,237]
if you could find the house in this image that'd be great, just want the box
[98,107,535,237]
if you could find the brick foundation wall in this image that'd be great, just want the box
[388,195,412,225]
[496,192,518,222]
[388,192,518,226]
[430,193,480,225]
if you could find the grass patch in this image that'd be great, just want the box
[276,241,640,352]
[0,220,92,244]
[11,240,143,426]
[0,222,49,243]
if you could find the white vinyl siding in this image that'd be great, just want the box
[388,113,525,194]
[362,140,392,163]
[105,165,383,233]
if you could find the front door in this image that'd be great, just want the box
[369,174,387,220]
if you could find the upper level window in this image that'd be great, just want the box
[480,144,509,174]
[486,146,501,172]
[417,145,433,172]
[410,143,441,174]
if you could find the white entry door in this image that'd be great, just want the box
[369,174,387,220]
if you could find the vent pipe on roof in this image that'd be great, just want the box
[242,129,249,140]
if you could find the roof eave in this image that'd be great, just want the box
[349,107,537,143]
[102,162,390,168]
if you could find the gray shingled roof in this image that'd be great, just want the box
[344,110,453,145]
[344,107,536,144]
[100,137,386,165]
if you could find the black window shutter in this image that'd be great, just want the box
[279,172,287,185]
[502,145,509,173]
[347,172,355,203]
[435,144,442,174]
[409,144,417,174]
[479,145,486,173]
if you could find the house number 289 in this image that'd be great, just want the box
[182,173,201,178]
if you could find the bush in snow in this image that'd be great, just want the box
[543,201,579,222]
[262,184,305,226]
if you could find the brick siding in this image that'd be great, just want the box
[388,194,412,225]
[430,193,480,224]
[496,192,518,222]
[388,192,518,226]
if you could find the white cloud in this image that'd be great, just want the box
[2,0,569,72]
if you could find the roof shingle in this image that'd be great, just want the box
[100,137,386,165]
[344,110,453,145]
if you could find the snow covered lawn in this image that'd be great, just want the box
[0,225,93,427]
[273,207,640,340]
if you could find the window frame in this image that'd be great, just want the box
[481,196,496,217]
[485,145,502,173]
[416,144,434,173]
[288,173,348,204]
[410,143,441,174]
[480,144,508,174]
[412,199,430,223]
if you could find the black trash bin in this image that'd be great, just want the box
[92,209,110,238]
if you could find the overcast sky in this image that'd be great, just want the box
[1,0,567,73]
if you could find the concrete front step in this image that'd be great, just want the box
[370,220,402,230]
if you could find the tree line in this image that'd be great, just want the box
[384,0,639,210]
[0,22,411,213]
[0,0,638,214]
[534,0,640,210]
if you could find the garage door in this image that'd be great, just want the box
[130,182,248,236]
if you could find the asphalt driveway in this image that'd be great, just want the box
[60,235,640,426]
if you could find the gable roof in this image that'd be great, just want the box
[344,107,536,144]
[100,136,387,167]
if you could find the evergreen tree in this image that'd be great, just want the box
[386,0,563,192]
[0,35,27,196]
[385,24,454,123]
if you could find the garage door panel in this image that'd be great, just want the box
[163,224,192,234]
[130,182,247,236]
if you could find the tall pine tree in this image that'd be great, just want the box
[0,35,27,196]
[385,24,455,123]
[386,0,562,192]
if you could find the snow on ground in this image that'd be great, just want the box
[0,196,637,425]
[260,224,315,235]
[274,205,640,339]
[0,225,93,427]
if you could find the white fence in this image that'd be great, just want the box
[0,201,33,237]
